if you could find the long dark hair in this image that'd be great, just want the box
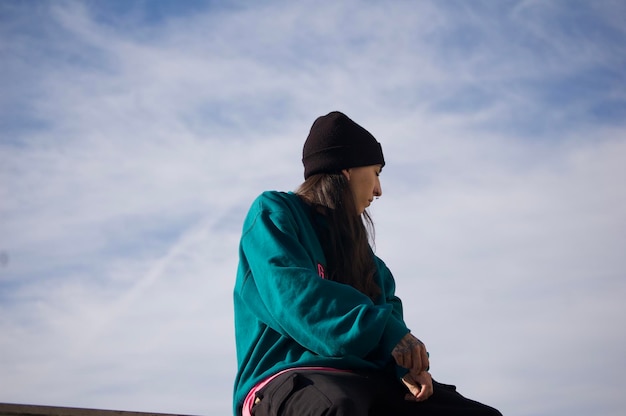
[296,173,381,299]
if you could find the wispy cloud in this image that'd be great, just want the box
[1,1,625,415]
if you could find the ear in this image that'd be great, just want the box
[341,169,351,181]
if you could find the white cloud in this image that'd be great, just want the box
[1,1,625,415]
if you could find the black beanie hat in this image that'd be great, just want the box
[302,111,385,179]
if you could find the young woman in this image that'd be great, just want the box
[233,111,502,415]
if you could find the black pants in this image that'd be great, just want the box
[250,369,502,416]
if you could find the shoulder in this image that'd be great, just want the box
[373,255,392,276]
[242,191,308,232]
[249,190,302,213]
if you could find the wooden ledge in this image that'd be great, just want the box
[0,403,199,416]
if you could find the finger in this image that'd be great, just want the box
[413,377,434,402]
[401,376,421,399]
[398,346,414,371]
[414,385,428,401]
[420,346,429,373]
[405,347,414,372]
[409,345,423,377]
[392,349,408,369]
[414,382,433,401]
[391,350,400,366]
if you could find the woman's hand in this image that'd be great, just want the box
[392,332,430,377]
[402,371,433,402]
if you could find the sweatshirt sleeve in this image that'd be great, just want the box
[239,194,409,359]
[374,256,414,378]
[374,256,411,357]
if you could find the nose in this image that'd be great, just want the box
[374,178,382,198]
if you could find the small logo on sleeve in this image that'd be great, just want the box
[317,263,325,279]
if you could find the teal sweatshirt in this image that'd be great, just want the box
[233,191,410,414]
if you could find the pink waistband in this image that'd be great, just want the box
[242,367,351,416]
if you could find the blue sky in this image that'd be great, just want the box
[1,1,625,415]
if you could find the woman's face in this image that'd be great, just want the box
[342,164,383,215]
